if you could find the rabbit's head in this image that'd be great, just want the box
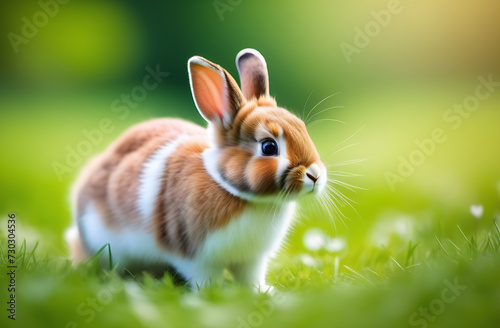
[188,49,326,201]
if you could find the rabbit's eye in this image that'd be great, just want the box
[261,138,278,156]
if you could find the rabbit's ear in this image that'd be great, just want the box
[188,56,244,129]
[235,49,269,100]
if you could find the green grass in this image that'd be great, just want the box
[1,88,500,328]
[2,223,500,328]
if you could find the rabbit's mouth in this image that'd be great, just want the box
[281,163,327,197]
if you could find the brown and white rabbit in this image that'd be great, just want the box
[66,48,326,290]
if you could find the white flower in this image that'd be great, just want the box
[300,254,317,267]
[470,204,483,219]
[324,237,346,252]
[302,228,327,251]
[370,213,415,246]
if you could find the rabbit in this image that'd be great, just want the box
[65,48,327,290]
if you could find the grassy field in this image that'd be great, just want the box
[1,222,500,328]
[1,84,500,328]
[1,1,500,327]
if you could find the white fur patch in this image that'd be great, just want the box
[137,135,189,220]
[300,165,327,196]
[202,148,255,200]
[80,203,162,264]
[194,202,296,286]
[79,202,190,270]
[64,224,79,245]
[274,126,289,185]
[78,202,238,288]
[203,147,296,203]
[78,198,297,288]
[199,202,295,261]
[276,157,289,185]
[236,48,268,74]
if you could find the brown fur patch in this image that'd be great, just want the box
[246,106,320,168]
[156,137,247,257]
[228,101,257,145]
[266,122,280,138]
[246,158,278,194]
[74,119,205,233]
[211,97,320,197]
[75,118,248,259]
[224,97,277,146]
[285,165,306,193]
[227,104,320,195]
[218,147,253,192]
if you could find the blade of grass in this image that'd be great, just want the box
[447,239,461,251]
[457,225,473,248]
[404,241,420,267]
[344,265,374,285]
[87,243,114,270]
[390,257,405,272]
[435,236,449,256]
[24,241,39,269]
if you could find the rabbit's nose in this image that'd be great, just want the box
[306,163,321,183]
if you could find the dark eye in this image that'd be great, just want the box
[261,139,278,156]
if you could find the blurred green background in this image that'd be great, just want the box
[1,0,499,269]
[1,1,500,328]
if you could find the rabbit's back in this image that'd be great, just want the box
[70,118,207,260]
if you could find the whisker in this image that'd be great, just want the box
[301,90,314,121]
[329,142,360,156]
[333,124,365,150]
[318,192,333,220]
[325,186,349,207]
[329,179,367,192]
[270,190,286,220]
[266,190,284,219]
[263,193,277,215]
[322,191,349,229]
[307,118,346,129]
[293,212,307,227]
[330,158,367,167]
[306,106,344,125]
[326,184,361,218]
[327,171,363,177]
[323,186,349,215]
[319,192,337,231]
[326,183,359,204]
[304,92,342,123]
